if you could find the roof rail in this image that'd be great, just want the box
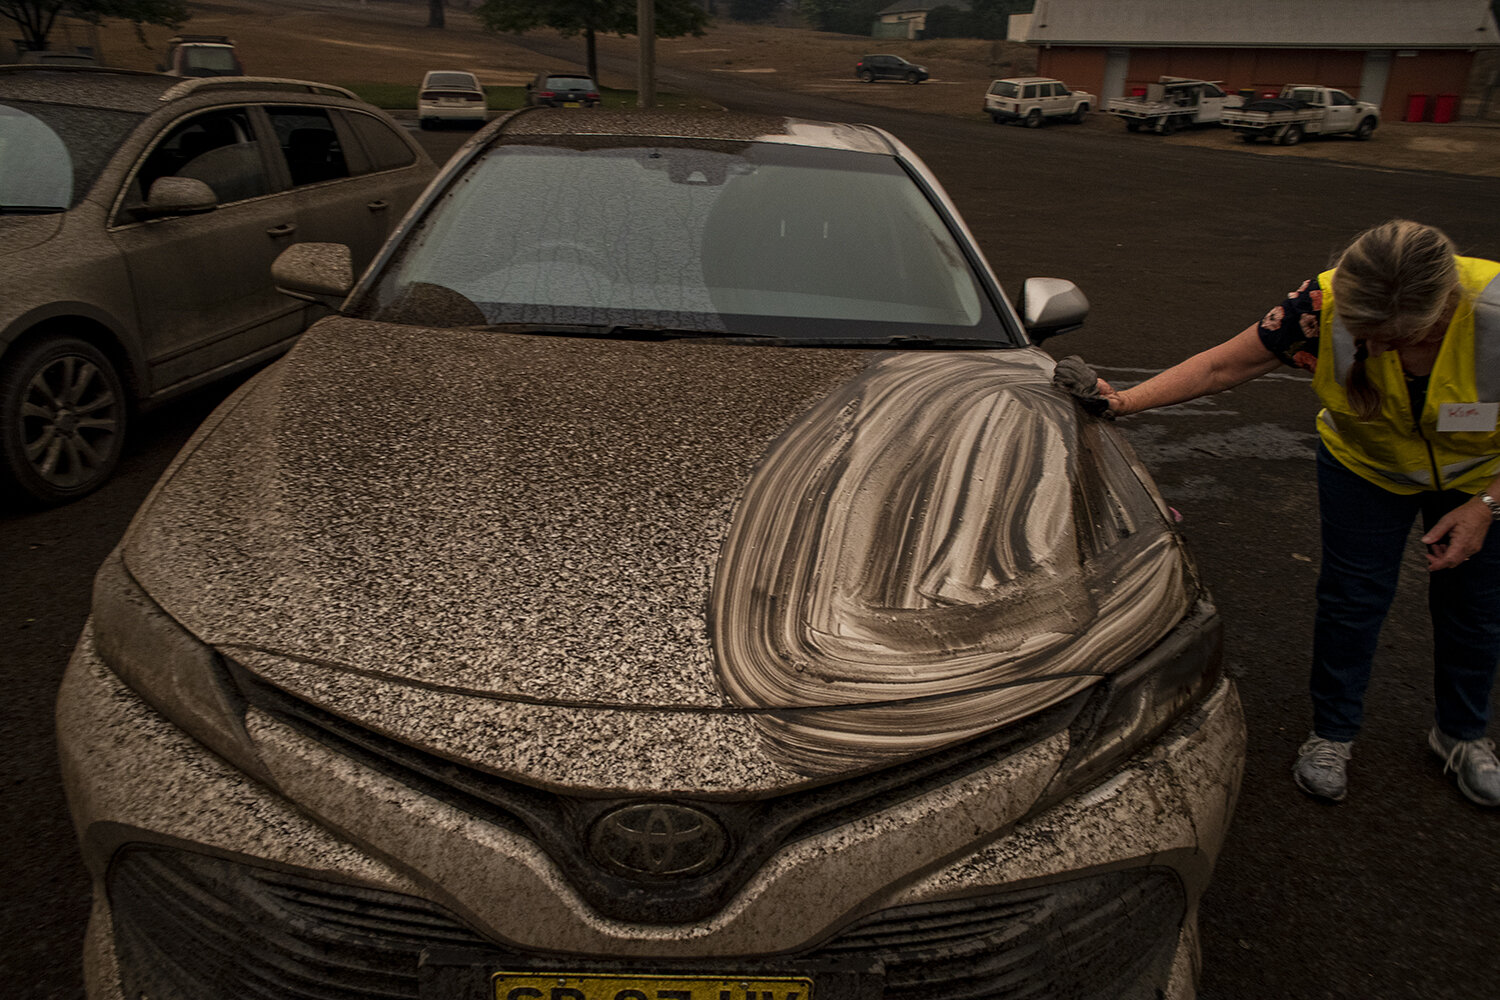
[160,76,360,102]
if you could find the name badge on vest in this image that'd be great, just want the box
[1437,402,1499,432]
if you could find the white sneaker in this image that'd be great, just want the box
[1429,728,1500,807]
[1293,733,1352,802]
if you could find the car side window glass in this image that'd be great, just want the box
[1332,91,1353,106]
[1023,85,1037,99]
[118,108,268,223]
[346,111,417,172]
[1204,84,1224,98]
[266,106,350,186]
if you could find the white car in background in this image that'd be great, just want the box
[985,76,1095,126]
[417,69,488,129]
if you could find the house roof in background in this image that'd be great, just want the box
[877,0,971,15]
[1021,0,1499,48]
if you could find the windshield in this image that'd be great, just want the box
[0,102,140,211]
[183,47,238,72]
[543,77,594,90]
[427,73,479,90]
[355,137,1010,344]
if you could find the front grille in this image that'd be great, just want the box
[109,846,1184,1000]
[816,869,1185,1000]
[228,660,1086,925]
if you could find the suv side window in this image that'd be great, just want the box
[345,111,417,172]
[266,106,349,186]
[1022,85,1038,99]
[117,108,269,223]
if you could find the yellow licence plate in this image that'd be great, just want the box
[492,973,813,1000]
[563,101,582,108]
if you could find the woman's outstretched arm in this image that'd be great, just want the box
[1100,323,1284,416]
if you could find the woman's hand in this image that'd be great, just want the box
[1421,499,1494,571]
[1095,377,1129,415]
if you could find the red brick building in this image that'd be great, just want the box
[1011,0,1499,122]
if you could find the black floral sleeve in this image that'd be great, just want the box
[1256,277,1322,375]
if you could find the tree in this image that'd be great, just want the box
[727,0,778,23]
[428,0,445,29]
[797,0,885,35]
[475,0,709,85]
[0,0,187,53]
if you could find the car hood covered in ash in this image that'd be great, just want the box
[120,318,1196,788]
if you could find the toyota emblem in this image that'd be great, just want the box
[588,803,728,878]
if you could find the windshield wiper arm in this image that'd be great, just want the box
[0,205,66,215]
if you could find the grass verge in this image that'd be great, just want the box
[340,83,712,111]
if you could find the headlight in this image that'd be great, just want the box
[1042,599,1223,799]
[90,548,262,775]
[712,352,1197,773]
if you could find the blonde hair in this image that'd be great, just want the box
[1333,220,1462,420]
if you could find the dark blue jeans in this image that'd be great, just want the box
[1312,445,1500,742]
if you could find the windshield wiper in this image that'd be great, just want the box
[0,205,66,215]
[480,323,774,342]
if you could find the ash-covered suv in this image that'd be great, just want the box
[0,67,435,505]
[985,76,1095,126]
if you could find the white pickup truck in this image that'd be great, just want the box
[1219,85,1380,145]
[1105,77,1241,134]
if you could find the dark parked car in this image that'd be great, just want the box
[59,109,1244,1000]
[0,67,436,505]
[856,53,928,83]
[525,71,601,107]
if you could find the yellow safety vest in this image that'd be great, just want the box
[1314,256,1500,494]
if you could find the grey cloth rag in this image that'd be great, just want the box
[1052,355,1114,419]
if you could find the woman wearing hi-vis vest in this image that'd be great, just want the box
[1095,219,1500,807]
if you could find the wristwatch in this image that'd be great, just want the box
[1480,493,1500,521]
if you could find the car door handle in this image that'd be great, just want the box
[267,222,297,238]
[367,200,390,212]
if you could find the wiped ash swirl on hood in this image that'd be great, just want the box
[711,351,1193,773]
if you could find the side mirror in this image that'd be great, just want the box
[272,242,354,305]
[144,176,217,215]
[1020,277,1089,341]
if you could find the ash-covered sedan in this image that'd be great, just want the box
[59,110,1244,1000]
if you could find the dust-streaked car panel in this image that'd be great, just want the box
[0,68,436,505]
[59,109,1244,1000]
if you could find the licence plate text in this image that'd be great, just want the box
[492,973,813,1000]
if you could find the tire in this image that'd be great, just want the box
[1125,120,1141,133]
[1354,117,1376,141]
[0,335,128,506]
[860,70,874,83]
[1278,123,1303,146]
[1070,103,1089,124]
[907,72,919,84]
[990,112,1003,124]
[1024,109,1042,128]
[1240,132,1259,143]
[1157,116,1177,136]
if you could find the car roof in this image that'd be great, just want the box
[994,77,1061,85]
[424,70,479,81]
[0,67,362,111]
[498,109,898,156]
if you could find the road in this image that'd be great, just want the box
[4,64,1499,1000]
